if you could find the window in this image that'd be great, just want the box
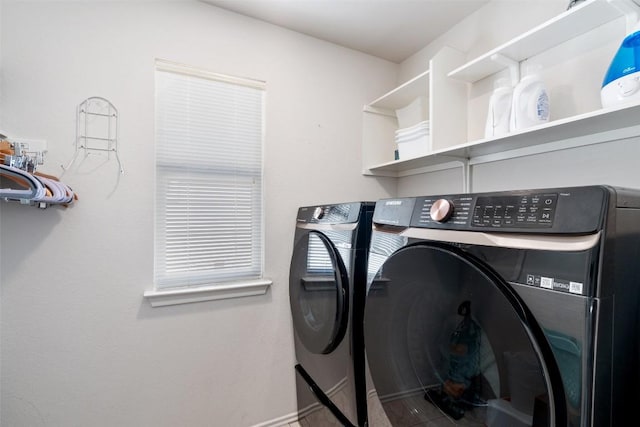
[154,60,265,292]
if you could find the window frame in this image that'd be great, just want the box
[145,59,271,307]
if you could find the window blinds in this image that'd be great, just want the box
[154,60,265,289]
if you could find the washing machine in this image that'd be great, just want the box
[289,202,374,426]
[363,186,640,427]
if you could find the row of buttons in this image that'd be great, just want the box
[412,194,559,228]
[471,194,557,228]
[472,212,553,227]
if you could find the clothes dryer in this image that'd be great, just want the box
[290,202,374,426]
[363,186,640,427]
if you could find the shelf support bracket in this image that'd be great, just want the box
[608,0,639,33]
[458,158,472,193]
[441,156,471,193]
[490,53,520,87]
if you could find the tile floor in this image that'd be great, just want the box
[375,393,488,426]
[290,392,489,426]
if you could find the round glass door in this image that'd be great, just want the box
[364,243,565,427]
[289,231,349,354]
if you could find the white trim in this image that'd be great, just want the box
[295,401,323,421]
[291,375,349,420]
[155,58,266,90]
[249,411,300,427]
[143,279,272,307]
[376,386,432,403]
[245,378,348,426]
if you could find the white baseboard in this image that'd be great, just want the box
[249,411,299,427]
[251,377,349,426]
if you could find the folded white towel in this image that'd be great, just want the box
[395,120,430,138]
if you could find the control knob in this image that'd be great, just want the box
[430,199,454,222]
[313,207,325,220]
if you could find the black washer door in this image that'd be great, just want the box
[290,231,349,354]
[364,243,566,426]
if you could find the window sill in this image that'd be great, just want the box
[143,279,272,307]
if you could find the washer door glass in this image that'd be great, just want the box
[364,243,565,427]
[290,231,349,354]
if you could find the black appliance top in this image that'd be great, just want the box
[373,185,640,234]
[296,202,374,225]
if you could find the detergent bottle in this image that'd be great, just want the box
[601,21,640,108]
[484,77,513,138]
[510,64,550,132]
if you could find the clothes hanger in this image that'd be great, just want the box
[0,164,45,201]
[34,172,77,205]
[0,138,78,207]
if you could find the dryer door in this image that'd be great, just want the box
[289,231,350,354]
[364,243,566,427]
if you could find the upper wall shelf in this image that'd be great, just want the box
[361,47,467,174]
[365,69,430,112]
[367,101,640,176]
[363,0,640,178]
[448,0,634,83]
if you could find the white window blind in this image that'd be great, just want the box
[154,60,265,290]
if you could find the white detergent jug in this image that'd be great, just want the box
[484,77,513,138]
[510,66,549,131]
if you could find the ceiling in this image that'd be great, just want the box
[202,0,490,63]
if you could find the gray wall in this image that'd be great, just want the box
[0,1,395,426]
[2,1,638,426]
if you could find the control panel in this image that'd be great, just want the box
[472,193,558,228]
[408,186,607,233]
[297,202,373,224]
[413,193,558,229]
[414,195,474,227]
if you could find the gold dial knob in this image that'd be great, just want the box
[313,207,325,220]
[430,199,454,222]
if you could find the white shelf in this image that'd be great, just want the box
[448,0,632,83]
[366,101,640,176]
[362,47,466,174]
[366,70,430,111]
[363,0,640,178]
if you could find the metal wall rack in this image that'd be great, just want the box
[62,96,124,174]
